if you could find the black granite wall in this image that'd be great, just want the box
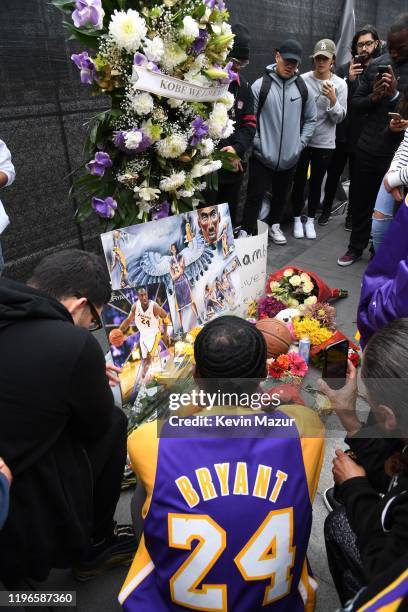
[1,0,407,279]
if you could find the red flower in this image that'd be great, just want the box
[268,361,285,379]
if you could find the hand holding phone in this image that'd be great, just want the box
[389,112,402,120]
[322,339,349,390]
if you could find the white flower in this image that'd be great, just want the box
[302,281,315,294]
[168,98,184,109]
[191,159,222,178]
[300,272,311,282]
[211,23,222,36]
[191,198,201,208]
[289,299,300,307]
[283,268,295,277]
[200,8,212,24]
[269,281,280,291]
[156,133,188,159]
[181,16,200,40]
[131,92,154,115]
[124,131,143,149]
[304,296,318,306]
[161,43,187,71]
[222,119,235,138]
[218,91,234,110]
[184,72,211,87]
[221,22,233,36]
[208,103,229,138]
[289,275,302,287]
[177,188,195,198]
[199,138,214,156]
[143,36,164,63]
[160,171,187,192]
[134,182,161,202]
[108,9,147,53]
[136,200,153,219]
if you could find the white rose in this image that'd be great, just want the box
[283,268,295,277]
[302,281,315,294]
[300,272,311,282]
[269,281,280,291]
[289,275,302,287]
[304,296,318,306]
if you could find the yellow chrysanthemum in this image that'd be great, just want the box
[293,316,334,346]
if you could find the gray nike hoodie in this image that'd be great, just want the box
[252,64,317,171]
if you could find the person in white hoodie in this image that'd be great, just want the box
[0,139,16,274]
[291,40,347,239]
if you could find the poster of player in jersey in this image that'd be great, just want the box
[102,284,174,405]
[101,204,242,335]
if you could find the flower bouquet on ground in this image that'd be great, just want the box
[52,0,238,228]
[267,267,348,307]
[267,352,308,384]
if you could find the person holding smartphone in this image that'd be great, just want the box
[337,14,408,267]
[320,26,382,229]
[291,39,347,239]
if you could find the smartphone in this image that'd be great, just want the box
[322,339,349,390]
[353,54,366,64]
[377,64,390,77]
[389,112,402,120]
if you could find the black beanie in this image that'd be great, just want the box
[231,23,250,61]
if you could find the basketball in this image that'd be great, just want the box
[109,328,125,347]
[256,318,292,359]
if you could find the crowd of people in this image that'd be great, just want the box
[1,9,408,612]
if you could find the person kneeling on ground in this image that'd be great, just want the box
[119,316,324,611]
[0,250,136,583]
[320,319,408,605]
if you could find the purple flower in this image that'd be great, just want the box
[225,61,238,84]
[113,129,152,155]
[91,196,117,218]
[191,29,209,55]
[190,116,209,147]
[204,0,225,10]
[133,53,159,73]
[151,201,170,221]
[86,152,113,177]
[71,52,96,85]
[72,0,104,30]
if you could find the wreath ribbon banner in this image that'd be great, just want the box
[132,67,229,102]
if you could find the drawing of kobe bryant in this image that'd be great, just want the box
[126,232,214,334]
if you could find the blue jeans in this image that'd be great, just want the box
[371,180,398,253]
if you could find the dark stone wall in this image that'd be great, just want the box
[1,0,407,280]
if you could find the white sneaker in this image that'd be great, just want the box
[305,217,316,240]
[293,217,304,239]
[268,224,287,245]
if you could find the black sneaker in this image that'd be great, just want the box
[344,216,353,232]
[73,524,138,581]
[323,487,343,512]
[318,211,331,226]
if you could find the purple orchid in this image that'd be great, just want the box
[191,29,209,55]
[71,52,96,85]
[91,196,117,219]
[224,61,238,83]
[204,0,226,10]
[86,152,113,177]
[72,0,104,30]
[151,201,170,221]
[133,53,159,73]
[113,129,152,155]
[190,116,209,147]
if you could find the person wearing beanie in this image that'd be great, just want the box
[217,23,257,231]
[120,316,324,611]
[241,38,317,244]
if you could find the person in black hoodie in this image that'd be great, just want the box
[217,23,256,230]
[0,249,136,583]
[319,319,408,605]
[338,14,408,266]
[319,25,382,229]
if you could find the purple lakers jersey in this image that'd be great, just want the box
[120,408,324,611]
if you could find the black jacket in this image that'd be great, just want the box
[0,279,115,580]
[352,53,408,158]
[219,74,256,184]
[339,435,408,580]
[335,61,368,152]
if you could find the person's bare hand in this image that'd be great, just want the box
[382,66,398,98]
[332,449,366,485]
[0,458,12,485]
[221,146,243,172]
[106,362,122,387]
[391,186,404,202]
[389,118,408,133]
[322,81,337,106]
[372,77,387,102]
[349,61,363,82]
[318,361,361,436]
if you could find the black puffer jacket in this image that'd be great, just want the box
[352,53,408,158]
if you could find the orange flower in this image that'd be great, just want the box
[276,354,290,370]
